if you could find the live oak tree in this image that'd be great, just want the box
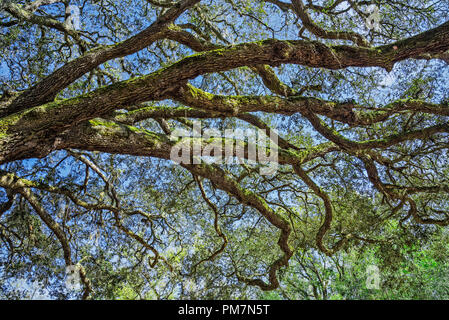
[0,0,448,299]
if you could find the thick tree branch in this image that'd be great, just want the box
[290,0,370,47]
[3,17,448,122]
[3,0,201,115]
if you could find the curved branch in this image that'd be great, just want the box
[291,0,370,47]
[3,0,201,115]
[292,164,349,256]
[0,170,94,299]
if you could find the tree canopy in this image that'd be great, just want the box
[0,0,448,299]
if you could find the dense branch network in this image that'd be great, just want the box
[0,0,448,297]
